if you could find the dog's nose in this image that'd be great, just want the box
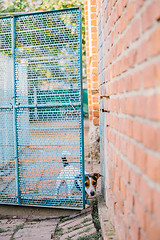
[90,191,95,196]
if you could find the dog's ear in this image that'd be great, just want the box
[93,173,102,180]
[85,174,90,180]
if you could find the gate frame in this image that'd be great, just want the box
[0,7,85,210]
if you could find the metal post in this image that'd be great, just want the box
[79,9,85,208]
[12,16,20,204]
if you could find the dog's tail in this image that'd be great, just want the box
[61,151,71,167]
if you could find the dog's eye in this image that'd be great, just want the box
[92,181,97,186]
[85,182,89,187]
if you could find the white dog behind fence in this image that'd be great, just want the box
[55,151,101,199]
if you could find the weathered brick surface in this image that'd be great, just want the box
[84,0,160,239]
[84,0,99,125]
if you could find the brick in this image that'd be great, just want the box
[115,169,120,189]
[134,198,146,230]
[131,18,141,42]
[149,26,160,57]
[128,48,137,68]
[120,178,126,199]
[114,188,124,213]
[90,0,96,4]
[142,123,157,151]
[119,12,127,34]
[157,128,160,152]
[92,95,98,103]
[142,63,155,89]
[126,0,135,23]
[132,120,142,142]
[92,103,99,110]
[147,154,160,182]
[138,177,153,212]
[123,28,131,50]
[126,97,135,115]
[130,170,140,193]
[134,145,147,173]
[142,0,160,32]
[118,117,125,134]
[121,55,128,73]
[135,0,144,11]
[127,140,135,163]
[122,0,129,9]
[135,95,146,118]
[117,38,122,56]
[125,118,133,137]
[155,59,160,85]
[117,0,124,19]
[93,118,99,125]
[120,97,127,113]
[140,230,148,240]
[132,70,142,90]
[147,94,160,121]
[130,215,140,240]
[124,74,132,92]
[146,213,160,240]
[137,39,148,64]
[92,111,99,117]
[122,161,130,183]
[153,190,160,222]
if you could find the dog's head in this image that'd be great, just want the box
[85,173,102,197]
[75,173,102,197]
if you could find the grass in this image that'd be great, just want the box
[0,228,9,233]
[90,198,101,233]
[54,227,63,236]
[10,223,25,240]
[77,232,101,240]
[72,224,83,231]
[79,227,92,235]
[13,224,25,234]
[81,217,92,224]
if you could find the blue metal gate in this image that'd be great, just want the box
[0,8,85,209]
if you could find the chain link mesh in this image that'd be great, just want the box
[0,8,84,209]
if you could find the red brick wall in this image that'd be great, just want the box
[85,0,160,239]
[84,0,99,125]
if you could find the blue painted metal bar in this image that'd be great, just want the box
[14,102,81,109]
[0,7,81,19]
[79,9,85,208]
[12,16,20,204]
[0,106,13,110]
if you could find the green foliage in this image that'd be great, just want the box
[0,0,86,57]
[1,0,30,12]
[0,0,4,11]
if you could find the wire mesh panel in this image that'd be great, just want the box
[0,8,84,209]
[0,18,17,204]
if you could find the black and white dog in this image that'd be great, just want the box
[55,151,101,199]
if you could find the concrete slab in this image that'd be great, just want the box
[0,217,59,240]
[0,204,80,218]
[98,196,118,240]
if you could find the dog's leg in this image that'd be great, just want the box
[55,179,61,199]
[66,179,74,199]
